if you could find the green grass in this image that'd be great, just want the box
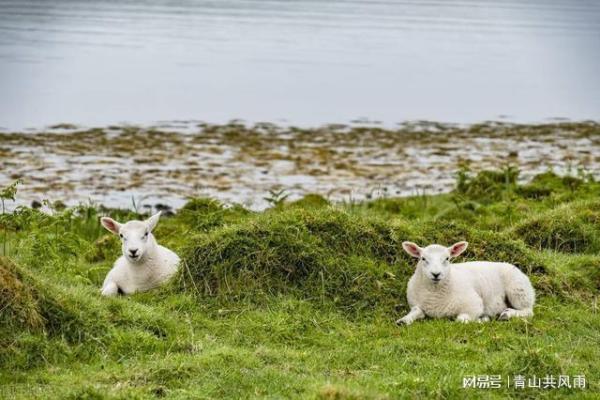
[0,168,599,399]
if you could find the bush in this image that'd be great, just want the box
[454,165,519,203]
[515,172,583,199]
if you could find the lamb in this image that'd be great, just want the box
[99,211,180,296]
[396,241,535,325]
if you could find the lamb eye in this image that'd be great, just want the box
[119,233,123,239]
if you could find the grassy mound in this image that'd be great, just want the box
[289,194,331,209]
[182,208,412,311]
[0,256,116,369]
[513,200,600,254]
[0,257,43,332]
[177,198,252,232]
[533,252,600,298]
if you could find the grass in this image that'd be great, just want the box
[0,167,599,399]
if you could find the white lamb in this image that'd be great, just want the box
[396,241,535,325]
[99,211,180,296]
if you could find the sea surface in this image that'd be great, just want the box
[1,0,599,130]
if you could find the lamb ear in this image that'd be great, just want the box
[448,241,468,258]
[101,217,121,235]
[146,211,161,232]
[402,241,423,258]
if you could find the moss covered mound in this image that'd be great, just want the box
[513,200,600,254]
[182,208,413,310]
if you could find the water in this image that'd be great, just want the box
[0,0,599,130]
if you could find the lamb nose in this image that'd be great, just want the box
[432,272,440,279]
[129,249,138,256]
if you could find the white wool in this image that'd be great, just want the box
[397,241,535,325]
[99,211,180,296]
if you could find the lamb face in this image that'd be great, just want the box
[101,212,161,264]
[402,241,468,284]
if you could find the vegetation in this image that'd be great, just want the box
[0,167,599,399]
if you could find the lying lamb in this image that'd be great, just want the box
[397,241,535,325]
[100,211,180,296]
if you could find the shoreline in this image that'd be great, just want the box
[1,121,599,211]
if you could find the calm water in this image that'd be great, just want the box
[0,0,599,130]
